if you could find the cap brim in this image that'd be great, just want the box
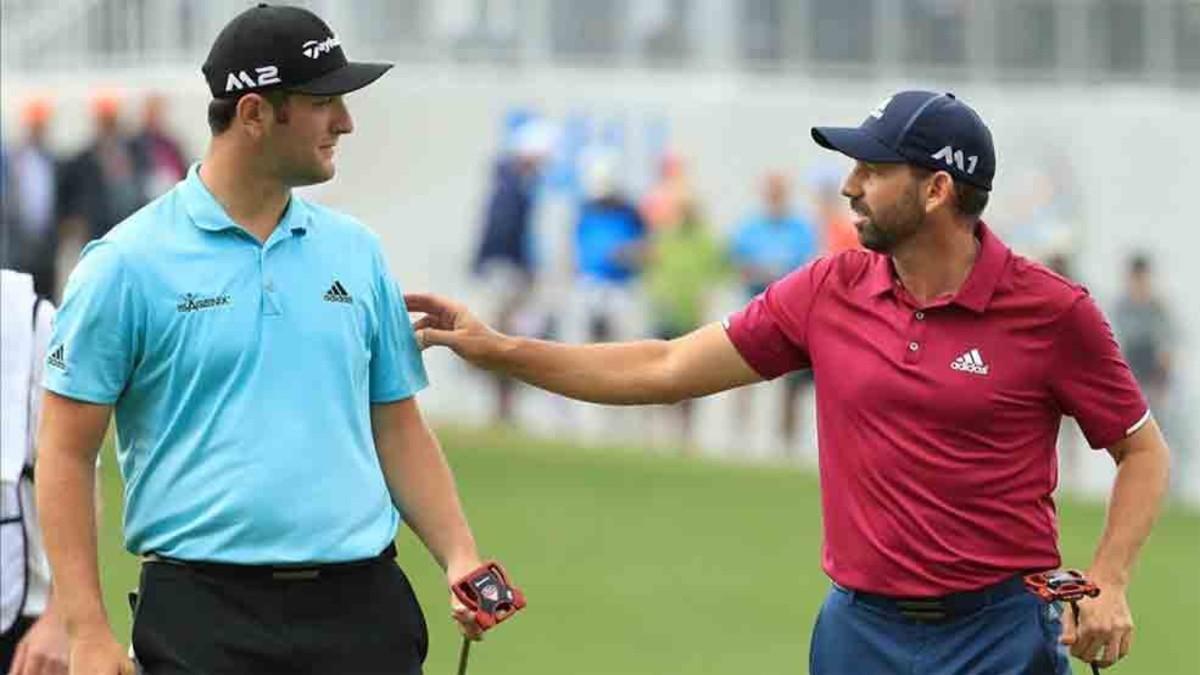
[811,127,906,163]
[290,61,393,96]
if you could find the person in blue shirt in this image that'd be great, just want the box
[574,151,647,342]
[729,172,818,451]
[471,117,554,423]
[35,6,499,674]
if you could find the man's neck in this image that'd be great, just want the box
[198,146,290,243]
[891,219,980,306]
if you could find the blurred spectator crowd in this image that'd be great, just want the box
[1,92,189,300]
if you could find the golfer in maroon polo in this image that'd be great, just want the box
[405,91,1170,674]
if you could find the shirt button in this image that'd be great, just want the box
[915,311,925,320]
[264,280,275,292]
[908,341,920,352]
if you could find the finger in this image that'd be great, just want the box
[27,653,48,675]
[451,608,484,640]
[411,315,437,333]
[1119,629,1132,661]
[1072,630,1102,664]
[10,637,28,674]
[23,652,44,675]
[1099,633,1122,668]
[416,328,455,350]
[44,653,68,675]
[1058,605,1076,645]
[403,293,451,314]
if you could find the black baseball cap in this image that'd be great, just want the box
[202,3,392,100]
[811,91,995,191]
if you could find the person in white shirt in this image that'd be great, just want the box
[2,268,67,674]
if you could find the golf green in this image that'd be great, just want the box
[95,426,1198,674]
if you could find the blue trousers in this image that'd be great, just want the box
[810,583,1071,674]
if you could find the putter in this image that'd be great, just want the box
[1023,569,1102,675]
[456,637,471,675]
[451,561,526,675]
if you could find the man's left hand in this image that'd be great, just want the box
[8,613,69,675]
[447,558,486,641]
[1059,579,1134,669]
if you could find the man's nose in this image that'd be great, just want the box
[333,98,353,134]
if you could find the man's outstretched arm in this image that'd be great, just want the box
[406,293,763,405]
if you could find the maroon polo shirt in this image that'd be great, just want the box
[725,223,1148,597]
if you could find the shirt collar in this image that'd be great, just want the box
[180,163,311,237]
[865,220,1010,313]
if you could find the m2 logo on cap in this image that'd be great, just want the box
[302,36,340,59]
[225,66,281,93]
[932,145,979,175]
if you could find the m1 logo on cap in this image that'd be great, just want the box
[932,145,978,175]
[225,65,282,92]
[302,36,340,59]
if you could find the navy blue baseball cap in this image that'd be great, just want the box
[811,91,995,191]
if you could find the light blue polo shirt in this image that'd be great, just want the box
[44,165,428,564]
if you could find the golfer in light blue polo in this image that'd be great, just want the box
[35,5,508,674]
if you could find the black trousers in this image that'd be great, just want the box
[132,556,428,675]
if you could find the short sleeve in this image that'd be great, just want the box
[1049,294,1149,449]
[43,241,140,404]
[723,257,832,379]
[368,243,429,403]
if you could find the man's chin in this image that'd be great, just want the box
[857,227,892,253]
[289,165,336,187]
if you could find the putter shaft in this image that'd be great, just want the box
[456,636,471,675]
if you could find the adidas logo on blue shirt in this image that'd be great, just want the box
[323,280,353,304]
[47,343,67,371]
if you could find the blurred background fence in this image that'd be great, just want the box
[4,0,1200,86]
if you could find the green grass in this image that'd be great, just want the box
[97,426,1199,674]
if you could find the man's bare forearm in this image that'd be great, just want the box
[373,401,478,573]
[483,336,680,405]
[1089,421,1171,586]
[394,433,477,571]
[36,442,108,637]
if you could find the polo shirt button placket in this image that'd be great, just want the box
[904,309,929,364]
[260,250,282,317]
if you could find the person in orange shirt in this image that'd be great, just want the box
[811,166,859,254]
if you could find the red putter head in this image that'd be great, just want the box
[452,561,526,631]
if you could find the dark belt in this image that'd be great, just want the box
[836,574,1028,623]
[141,542,397,581]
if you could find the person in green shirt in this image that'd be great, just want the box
[644,200,727,450]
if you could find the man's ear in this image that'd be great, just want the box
[924,170,956,213]
[235,93,269,139]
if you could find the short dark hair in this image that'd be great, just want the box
[953,181,989,218]
[910,165,989,218]
[207,97,239,134]
[206,91,291,135]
